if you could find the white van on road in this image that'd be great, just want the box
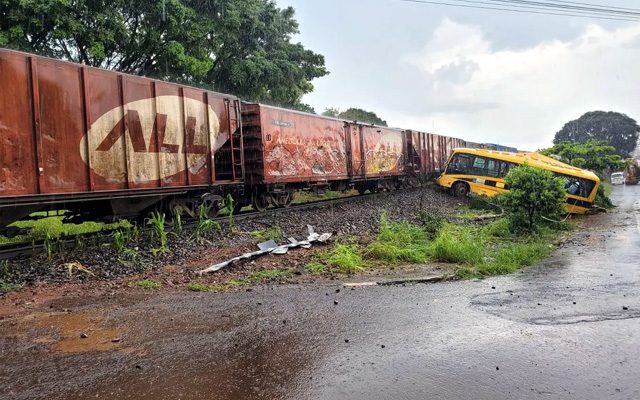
[611,172,625,185]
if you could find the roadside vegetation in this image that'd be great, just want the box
[304,213,558,279]
[292,189,359,204]
[133,279,162,289]
[304,164,571,279]
[0,215,128,246]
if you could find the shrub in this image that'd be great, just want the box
[499,164,566,232]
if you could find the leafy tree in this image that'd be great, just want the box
[321,107,387,126]
[539,140,627,173]
[321,107,341,118]
[553,111,640,157]
[0,0,213,79]
[193,0,327,111]
[0,0,327,111]
[499,164,566,232]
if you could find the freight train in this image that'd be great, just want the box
[0,49,499,232]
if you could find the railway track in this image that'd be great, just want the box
[0,189,411,261]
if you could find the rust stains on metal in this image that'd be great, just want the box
[0,48,239,196]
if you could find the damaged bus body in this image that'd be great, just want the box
[436,148,601,214]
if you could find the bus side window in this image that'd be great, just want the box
[485,159,500,178]
[500,162,519,178]
[472,157,486,175]
[498,161,508,178]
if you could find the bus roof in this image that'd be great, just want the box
[452,148,600,182]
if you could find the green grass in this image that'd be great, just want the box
[0,281,20,293]
[305,261,327,274]
[456,239,553,279]
[456,207,485,221]
[0,215,129,246]
[292,189,358,204]
[186,282,211,292]
[364,213,430,264]
[314,244,364,273]
[250,226,282,242]
[146,212,169,255]
[431,224,485,265]
[479,218,512,239]
[602,181,613,197]
[208,278,250,292]
[133,279,161,289]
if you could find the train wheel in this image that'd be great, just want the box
[452,181,470,197]
[282,191,294,208]
[168,198,197,219]
[252,192,269,212]
[202,196,221,219]
[233,201,244,215]
[271,191,293,208]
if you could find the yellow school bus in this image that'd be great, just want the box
[436,148,601,214]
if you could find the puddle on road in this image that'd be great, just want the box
[19,309,134,354]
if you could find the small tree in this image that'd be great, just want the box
[500,164,566,232]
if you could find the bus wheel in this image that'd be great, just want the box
[452,182,469,197]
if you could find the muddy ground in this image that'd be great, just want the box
[0,187,640,400]
[3,185,637,399]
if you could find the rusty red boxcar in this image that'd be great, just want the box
[241,104,409,209]
[0,48,475,230]
[405,130,465,178]
[0,49,243,227]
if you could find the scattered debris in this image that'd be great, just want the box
[79,332,88,339]
[63,262,95,278]
[198,226,333,275]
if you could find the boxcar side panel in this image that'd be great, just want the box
[37,58,88,193]
[86,68,127,191]
[121,76,160,189]
[361,126,404,177]
[259,107,348,183]
[0,52,37,195]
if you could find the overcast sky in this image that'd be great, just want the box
[275,0,640,151]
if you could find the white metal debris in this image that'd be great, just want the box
[197,225,332,275]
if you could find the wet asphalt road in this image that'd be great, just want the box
[2,185,639,399]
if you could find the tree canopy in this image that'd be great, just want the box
[0,0,327,111]
[539,140,627,174]
[553,111,640,158]
[321,107,388,126]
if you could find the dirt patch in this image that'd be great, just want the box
[3,307,140,354]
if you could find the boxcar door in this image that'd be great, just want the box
[347,124,365,178]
